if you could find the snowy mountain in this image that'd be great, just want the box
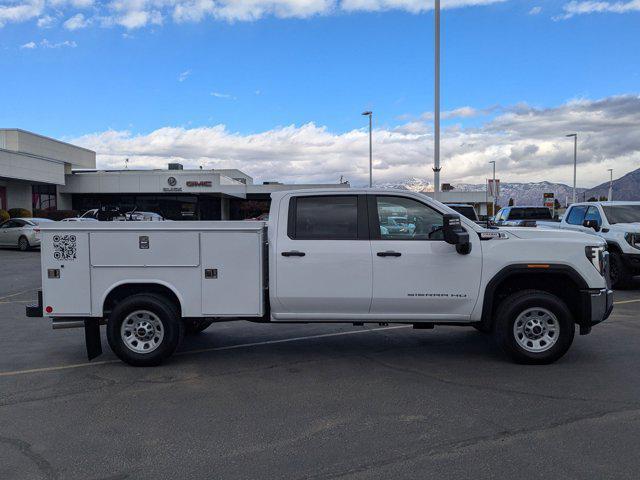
[374,178,589,206]
[583,167,640,202]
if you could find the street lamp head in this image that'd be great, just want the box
[489,160,496,165]
[565,133,577,138]
[361,111,372,116]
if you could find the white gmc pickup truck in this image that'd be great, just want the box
[538,201,640,288]
[26,189,613,366]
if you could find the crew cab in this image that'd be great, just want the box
[26,189,613,366]
[538,201,640,288]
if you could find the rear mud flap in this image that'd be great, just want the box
[84,318,103,360]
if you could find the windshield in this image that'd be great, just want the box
[508,208,552,220]
[448,205,478,221]
[602,205,640,224]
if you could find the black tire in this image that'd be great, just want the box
[610,252,632,289]
[494,289,575,364]
[107,293,183,366]
[18,236,30,251]
[183,318,215,335]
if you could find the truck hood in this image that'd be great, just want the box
[608,223,640,233]
[497,227,605,244]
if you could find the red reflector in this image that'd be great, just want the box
[45,306,53,313]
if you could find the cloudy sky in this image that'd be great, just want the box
[1,0,639,187]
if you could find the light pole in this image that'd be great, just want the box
[432,0,441,199]
[362,111,373,187]
[489,160,496,217]
[608,168,613,201]
[566,133,578,203]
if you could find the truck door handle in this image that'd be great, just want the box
[377,251,402,257]
[282,250,306,257]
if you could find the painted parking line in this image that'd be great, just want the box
[614,298,640,305]
[0,289,36,302]
[0,325,409,379]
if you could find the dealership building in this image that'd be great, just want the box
[0,129,347,220]
[1,128,494,220]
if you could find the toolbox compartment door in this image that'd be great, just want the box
[41,231,91,316]
[90,231,200,267]
[201,230,264,316]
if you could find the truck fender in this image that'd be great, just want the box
[100,280,186,317]
[479,264,589,330]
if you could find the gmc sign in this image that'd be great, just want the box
[186,181,212,187]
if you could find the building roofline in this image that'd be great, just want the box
[0,128,96,154]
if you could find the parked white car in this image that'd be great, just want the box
[27,189,613,367]
[538,201,640,287]
[61,217,99,222]
[0,217,53,250]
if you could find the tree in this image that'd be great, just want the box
[554,199,561,210]
[599,195,608,201]
[508,198,515,206]
[587,197,598,202]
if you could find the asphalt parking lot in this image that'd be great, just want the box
[1,249,640,480]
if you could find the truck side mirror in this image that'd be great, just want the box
[582,219,600,232]
[443,214,471,255]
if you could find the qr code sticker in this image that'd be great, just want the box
[53,234,77,261]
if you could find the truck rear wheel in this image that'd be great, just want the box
[107,293,183,366]
[494,290,575,364]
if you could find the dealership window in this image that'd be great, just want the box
[32,185,57,211]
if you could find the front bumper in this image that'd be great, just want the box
[621,253,640,273]
[582,288,614,330]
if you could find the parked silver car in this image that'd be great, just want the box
[0,218,54,250]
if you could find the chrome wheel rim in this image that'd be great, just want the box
[513,307,559,353]
[121,310,164,354]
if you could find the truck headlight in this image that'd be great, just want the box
[625,233,640,250]
[585,245,607,276]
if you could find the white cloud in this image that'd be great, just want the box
[528,5,542,15]
[341,0,506,14]
[70,94,640,188]
[37,14,56,27]
[211,91,236,99]
[557,1,640,19]
[0,0,508,30]
[22,38,78,48]
[0,0,45,27]
[178,69,191,82]
[63,12,89,29]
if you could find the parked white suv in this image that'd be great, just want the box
[27,189,613,366]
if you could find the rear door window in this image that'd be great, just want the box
[290,196,359,240]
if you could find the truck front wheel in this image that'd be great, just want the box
[494,290,575,364]
[107,293,184,366]
[610,253,632,289]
